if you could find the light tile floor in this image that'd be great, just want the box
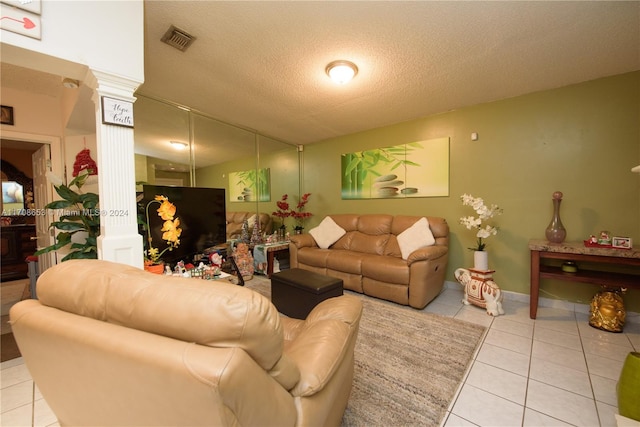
[1,284,638,427]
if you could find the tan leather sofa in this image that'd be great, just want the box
[10,259,362,427]
[289,214,449,309]
[226,211,273,240]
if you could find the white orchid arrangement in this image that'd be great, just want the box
[459,194,503,251]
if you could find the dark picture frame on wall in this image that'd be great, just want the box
[1,105,14,125]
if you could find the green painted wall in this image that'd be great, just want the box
[301,72,640,311]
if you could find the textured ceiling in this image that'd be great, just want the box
[139,1,640,145]
[2,1,639,167]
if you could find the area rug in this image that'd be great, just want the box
[244,275,486,427]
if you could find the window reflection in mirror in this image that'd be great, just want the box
[133,96,192,190]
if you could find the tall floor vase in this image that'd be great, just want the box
[618,352,640,421]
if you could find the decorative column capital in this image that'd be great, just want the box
[85,68,141,103]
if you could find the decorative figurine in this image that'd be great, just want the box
[597,230,612,246]
[250,217,263,246]
[209,252,223,268]
[233,242,254,281]
[589,287,626,332]
[454,268,504,316]
[240,220,251,244]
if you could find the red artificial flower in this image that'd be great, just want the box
[291,193,313,225]
[273,194,291,219]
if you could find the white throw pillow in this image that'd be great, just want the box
[309,216,347,249]
[246,214,257,229]
[397,217,436,260]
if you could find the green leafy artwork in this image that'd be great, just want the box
[341,137,449,199]
[229,168,271,202]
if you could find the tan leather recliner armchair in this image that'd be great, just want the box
[10,259,362,427]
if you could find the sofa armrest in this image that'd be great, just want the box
[406,245,448,265]
[289,233,317,249]
[283,295,362,397]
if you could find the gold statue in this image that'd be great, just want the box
[589,287,626,333]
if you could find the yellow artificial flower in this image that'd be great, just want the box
[143,195,183,264]
[157,198,177,221]
[161,218,182,245]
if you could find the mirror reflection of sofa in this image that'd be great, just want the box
[226,211,273,240]
[10,259,364,426]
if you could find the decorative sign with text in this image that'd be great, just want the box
[0,1,42,39]
[101,97,134,128]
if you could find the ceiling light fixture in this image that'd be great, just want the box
[170,141,188,150]
[326,60,358,84]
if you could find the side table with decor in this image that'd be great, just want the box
[253,241,290,277]
[528,239,640,320]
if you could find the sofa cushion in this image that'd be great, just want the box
[349,231,390,255]
[247,214,257,228]
[309,216,346,249]
[326,250,363,274]
[397,217,435,259]
[361,254,410,284]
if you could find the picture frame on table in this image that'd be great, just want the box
[612,237,632,249]
[1,106,14,125]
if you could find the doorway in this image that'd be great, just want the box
[1,132,63,275]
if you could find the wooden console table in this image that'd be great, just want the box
[529,239,640,319]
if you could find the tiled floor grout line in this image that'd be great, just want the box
[577,316,605,427]
[521,319,535,427]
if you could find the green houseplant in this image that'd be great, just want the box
[35,171,100,261]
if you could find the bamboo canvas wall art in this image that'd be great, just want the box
[229,168,271,202]
[341,137,449,199]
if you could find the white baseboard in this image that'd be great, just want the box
[443,280,640,326]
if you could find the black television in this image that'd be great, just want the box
[142,185,226,265]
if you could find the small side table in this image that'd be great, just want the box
[529,240,640,319]
[253,242,290,277]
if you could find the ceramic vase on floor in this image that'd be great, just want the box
[618,352,640,421]
[473,250,489,271]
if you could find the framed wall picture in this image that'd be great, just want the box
[0,3,41,39]
[101,97,134,128]
[612,237,632,249]
[229,168,271,202]
[1,105,14,125]
[341,137,450,199]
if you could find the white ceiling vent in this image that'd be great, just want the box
[161,25,195,52]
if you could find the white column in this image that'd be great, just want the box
[86,69,143,268]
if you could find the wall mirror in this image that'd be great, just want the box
[133,94,299,238]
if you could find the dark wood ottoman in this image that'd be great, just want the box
[270,268,343,319]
